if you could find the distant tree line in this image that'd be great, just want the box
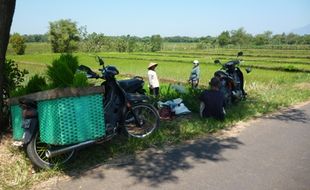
[9,19,310,54]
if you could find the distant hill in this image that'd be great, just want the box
[291,24,310,35]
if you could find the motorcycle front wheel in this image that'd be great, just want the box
[26,131,75,169]
[124,103,160,138]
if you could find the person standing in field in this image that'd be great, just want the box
[188,60,200,88]
[147,62,160,97]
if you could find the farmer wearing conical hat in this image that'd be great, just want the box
[147,62,160,97]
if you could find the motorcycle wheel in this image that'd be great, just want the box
[26,131,75,169]
[124,103,160,138]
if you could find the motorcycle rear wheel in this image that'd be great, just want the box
[124,103,159,138]
[26,131,75,169]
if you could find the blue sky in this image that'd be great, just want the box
[10,0,310,37]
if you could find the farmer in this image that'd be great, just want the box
[188,60,200,88]
[199,77,226,120]
[147,62,160,97]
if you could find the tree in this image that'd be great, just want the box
[126,35,136,53]
[218,31,231,47]
[271,33,286,45]
[0,0,16,132]
[230,28,252,46]
[81,32,110,52]
[150,35,162,52]
[254,31,272,46]
[115,38,127,52]
[48,19,80,53]
[286,33,300,45]
[10,33,26,55]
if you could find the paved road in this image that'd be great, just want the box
[45,102,310,190]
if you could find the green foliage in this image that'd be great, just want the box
[80,32,110,52]
[150,35,163,52]
[23,34,48,43]
[9,33,27,55]
[218,31,231,47]
[48,19,80,53]
[25,74,47,93]
[254,31,272,46]
[2,60,28,131]
[11,74,48,97]
[115,38,127,52]
[72,72,89,87]
[127,36,137,52]
[3,59,28,98]
[46,54,79,88]
[230,27,252,46]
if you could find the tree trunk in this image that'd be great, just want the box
[0,0,16,133]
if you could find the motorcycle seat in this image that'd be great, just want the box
[119,78,143,90]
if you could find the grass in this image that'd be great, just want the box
[2,46,310,189]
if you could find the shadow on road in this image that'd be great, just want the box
[113,137,243,187]
[64,137,243,187]
[265,108,309,124]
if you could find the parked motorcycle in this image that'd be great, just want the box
[213,52,251,106]
[18,56,160,169]
[78,64,146,95]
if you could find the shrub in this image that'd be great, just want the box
[11,74,48,97]
[72,72,89,88]
[46,54,79,88]
[2,59,28,131]
[10,33,27,55]
[3,59,28,98]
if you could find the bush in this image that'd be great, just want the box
[3,59,28,98]
[72,72,89,88]
[2,59,28,131]
[11,74,48,97]
[10,33,27,55]
[46,54,80,88]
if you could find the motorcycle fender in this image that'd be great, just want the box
[22,118,38,145]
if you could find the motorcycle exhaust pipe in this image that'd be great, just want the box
[45,140,95,158]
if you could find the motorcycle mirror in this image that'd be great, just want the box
[97,56,105,66]
[214,60,221,64]
[246,67,252,73]
[237,52,243,57]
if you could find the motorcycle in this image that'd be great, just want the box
[78,64,146,95]
[17,56,160,169]
[213,52,251,106]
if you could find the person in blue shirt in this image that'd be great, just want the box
[199,77,226,120]
[188,60,200,88]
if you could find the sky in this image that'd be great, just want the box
[10,0,310,37]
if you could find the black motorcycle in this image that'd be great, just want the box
[213,52,251,106]
[78,63,146,95]
[17,56,160,169]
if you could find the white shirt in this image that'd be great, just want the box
[148,70,159,88]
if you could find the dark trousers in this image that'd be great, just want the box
[190,79,199,88]
[149,87,159,97]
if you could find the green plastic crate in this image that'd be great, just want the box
[10,105,24,140]
[38,94,105,145]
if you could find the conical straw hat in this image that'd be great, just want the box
[148,62,158,69]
